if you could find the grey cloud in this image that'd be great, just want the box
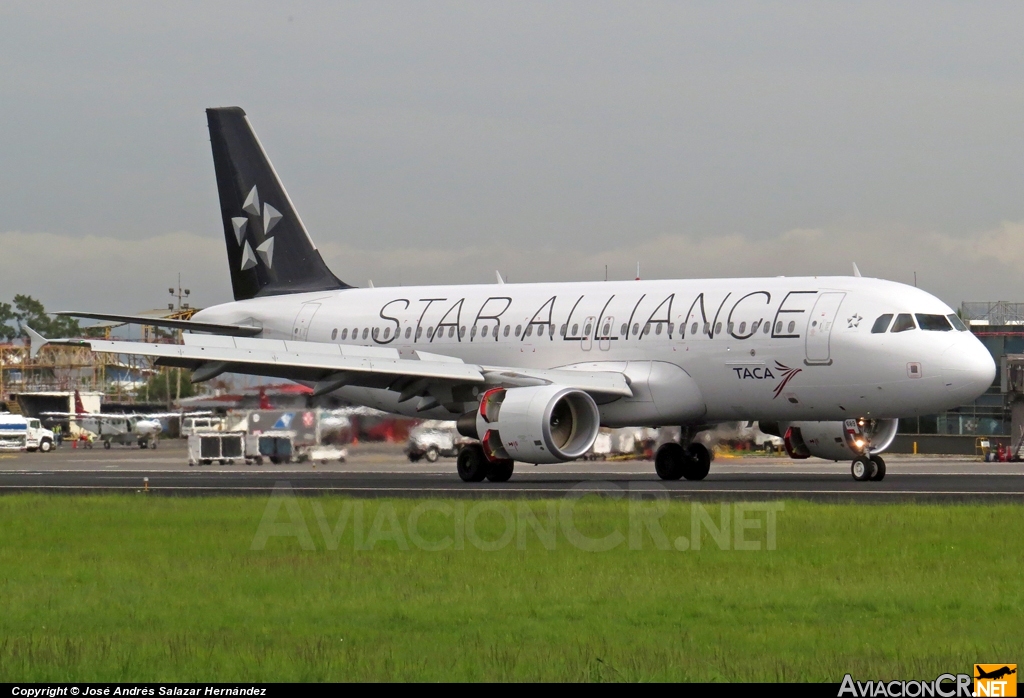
[2,2,1024,305]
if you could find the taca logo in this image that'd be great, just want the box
[731,360,802,400]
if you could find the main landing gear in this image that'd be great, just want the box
[457,443,515,483]
[655,442,712,481]
[851,454,886,482]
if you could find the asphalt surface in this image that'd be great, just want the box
[1,441,1022,502]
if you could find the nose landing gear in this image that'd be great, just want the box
[851,454,886,482]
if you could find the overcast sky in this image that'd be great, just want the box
[2,1,1024,313]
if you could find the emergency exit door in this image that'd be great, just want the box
[805,293,845,364]
[292,303,321,341]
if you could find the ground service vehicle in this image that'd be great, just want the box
[0,414,55,452]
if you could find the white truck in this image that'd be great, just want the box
[0,414,55,452]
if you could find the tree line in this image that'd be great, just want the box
[0,295,84,341]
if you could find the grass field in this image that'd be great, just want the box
[0,492,1019,682]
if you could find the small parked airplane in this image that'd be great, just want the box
[42,391,209,449]
[31,107,995,481]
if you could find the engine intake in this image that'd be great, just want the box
[462,385,601,464]
[762,419,899,461]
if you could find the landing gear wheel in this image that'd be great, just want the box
[869,454,886,481]
[851,456,876,481]
[485,459,515,482]
[425,447,439,463]
[655,442,685,480]
[457,443,488,482]
[682,443,712,481]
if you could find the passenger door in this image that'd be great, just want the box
[805,293,845,364]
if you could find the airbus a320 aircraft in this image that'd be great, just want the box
[31,107,995,483]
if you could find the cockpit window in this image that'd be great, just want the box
[871,314,893,334]
[915,314,953,331]
[947,313,968,331]
[890,313,916,333]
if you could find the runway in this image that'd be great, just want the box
[1,441,1022,501]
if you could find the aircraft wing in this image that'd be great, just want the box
[40,411,127,420]
[40,410,212,420]
[31,331,633,401]
[55,311,263,337]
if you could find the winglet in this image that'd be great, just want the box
[852,262,862,277]
[24,326,48,358]
[495,270,505,284]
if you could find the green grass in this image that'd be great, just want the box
[0,493,1020,681]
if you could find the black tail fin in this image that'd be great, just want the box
[206,107,350,301]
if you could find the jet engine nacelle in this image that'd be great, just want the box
[457,385,601,464]
[760,418,899,461]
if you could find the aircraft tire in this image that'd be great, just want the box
[654,442,685,480]
[683,443,712,481]
[457,444,488,482]
[869,454,886,481]
[485,459,515,482]
[851,456,875,481]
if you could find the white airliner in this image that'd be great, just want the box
[31,107,995,483]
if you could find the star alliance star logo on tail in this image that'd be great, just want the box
[232,185,281,271]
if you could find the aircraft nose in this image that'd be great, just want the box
[941,336,995,403]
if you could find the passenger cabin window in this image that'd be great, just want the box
[871,314,893,334]
[916,314,952,331]
[405,327,412,339]
[947,313,968,331]
[691,322,698,335]
[890,314,916,333]
[331,328,337,340]
[504,325,510,337]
